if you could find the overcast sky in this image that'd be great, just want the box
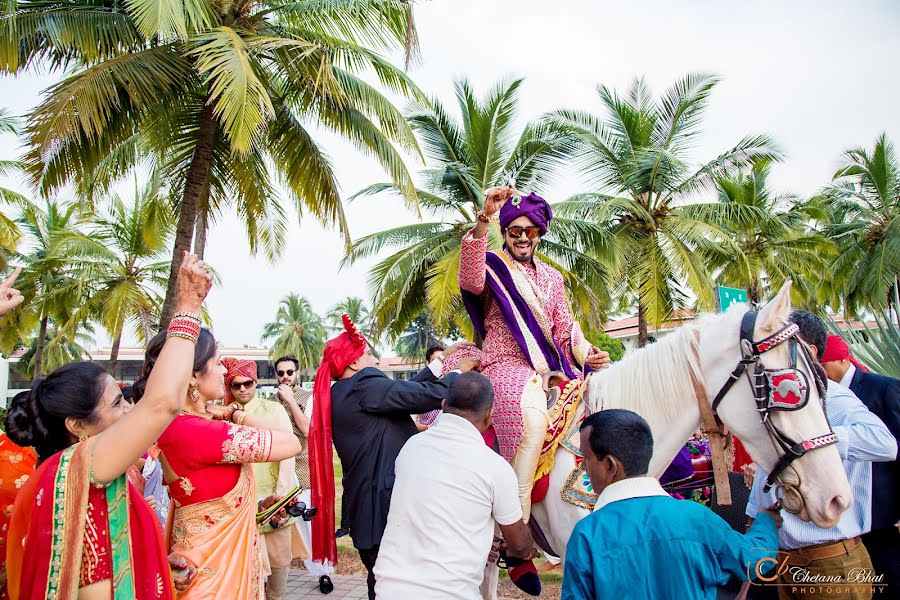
[1,0,898,349]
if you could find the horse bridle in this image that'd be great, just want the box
[710,310,837,499]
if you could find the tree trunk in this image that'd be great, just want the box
[139,306,154,343]
[748,277,761,305]
[160,103,217,329]
[193,206,208,260]
[33,314,49,377]
[109,331,122,381]
[637,300,648,348]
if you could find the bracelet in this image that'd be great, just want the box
[173,311,202,323]
[233,410,247,426]
[476,211,490,223]
[167,316,201,342]
[166,331,198,343]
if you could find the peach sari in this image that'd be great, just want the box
[158,415,273,600]
[169,465,263,599]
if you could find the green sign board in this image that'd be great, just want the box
[716,286,749,313]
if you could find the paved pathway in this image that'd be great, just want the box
[284,571,369,599]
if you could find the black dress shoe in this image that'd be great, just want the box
[319,575,334,594]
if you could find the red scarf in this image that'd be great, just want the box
[311,315,367,565]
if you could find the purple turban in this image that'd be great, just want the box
[498,192,554,236]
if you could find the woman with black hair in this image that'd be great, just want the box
[4,253,213,600]
[143,323,302,599]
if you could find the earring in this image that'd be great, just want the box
[190,383,201,402]
[78,433,88,443]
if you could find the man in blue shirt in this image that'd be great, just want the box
[563,409,782,600]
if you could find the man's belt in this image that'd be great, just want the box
[780,536,861,564]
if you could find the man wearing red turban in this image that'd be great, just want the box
[821,334,900,588]
[309,315,478,599]
[223,356,305,600]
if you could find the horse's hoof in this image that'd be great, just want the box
[319,575,334,594]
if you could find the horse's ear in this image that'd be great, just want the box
[756,280,793,335]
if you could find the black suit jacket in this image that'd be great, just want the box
[849,368,900,530]
[330,366,458,550]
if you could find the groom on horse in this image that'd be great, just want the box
[457,186,611,521]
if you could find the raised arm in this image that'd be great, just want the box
[460,186,514,294]
[91,253,212,484]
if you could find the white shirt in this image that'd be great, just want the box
[374,413,522,600]
[593,476,669,512]
[839,363,857,388]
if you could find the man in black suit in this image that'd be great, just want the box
[308,314,479,599]
[821,334,900,588]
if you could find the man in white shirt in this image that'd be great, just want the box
[374,371,536,599]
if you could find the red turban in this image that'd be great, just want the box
[310,315,367,565]
[820,334,870,372]
[221,357,258,404]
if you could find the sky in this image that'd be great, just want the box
[1,0,898,349]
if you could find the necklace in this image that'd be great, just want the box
[179,408,212,419]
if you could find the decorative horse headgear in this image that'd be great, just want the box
[710,310,835,505]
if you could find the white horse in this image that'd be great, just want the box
[483,282,852,597]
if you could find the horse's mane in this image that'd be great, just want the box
[588,307,743,423]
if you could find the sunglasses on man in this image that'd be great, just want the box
[230,380,256,391]
[504,226,541,240]
[277,369,296,377]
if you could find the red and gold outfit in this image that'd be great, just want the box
[158,414,273,599]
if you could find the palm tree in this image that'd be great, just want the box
[326,295,379,352]
[548,73,781,346]
[6,200,91,375]
[64,175,174,378]
[706,162,832,305]
[326,296,373,335]
[3,0,425,327]
[819,133,900,316]
[15,320,95,379]
[0,108,28,262]
[394,313,442,365]
[261,293,326,370]
[344,76,610,340]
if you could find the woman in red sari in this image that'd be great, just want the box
[4,253,213,600]
[139,340,302,599]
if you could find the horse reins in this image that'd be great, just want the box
[696,309,836,510]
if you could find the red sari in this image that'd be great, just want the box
[5,440,173,600]
[157,415,273,600]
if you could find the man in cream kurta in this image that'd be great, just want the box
[243,394,307,600]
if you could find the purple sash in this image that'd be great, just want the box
[462,251,583,380]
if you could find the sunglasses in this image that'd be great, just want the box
[505,226,541,240]
[277,369,296,377]
[230,380,256,391]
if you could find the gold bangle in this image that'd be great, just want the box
[234,410,247,426]
[166,331,198,343]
